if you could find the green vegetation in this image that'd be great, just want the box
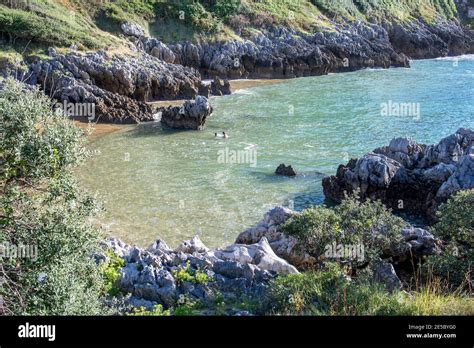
[434,188,474,247]
[262,263,474,315]
[128,304,170,316]
[0,78,105,315]
[172,261,214,285]
[283,193,405,267]
[0,0,118,50]
[422,189,473,289]
[0,0,464,53]
[100,250,126,296]
[267,191,473,316]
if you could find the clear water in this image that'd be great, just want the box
[77,57,474,248]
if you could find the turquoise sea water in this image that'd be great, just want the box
[77,57,474,248]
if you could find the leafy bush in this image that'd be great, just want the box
[263,264,473,315]
[0,78,105,315]
[128,304,170,316]
[434,189,474,247]
[154,0,224,34]
[421,189,474,290]
[172,261,213,285]
[283,194,405,267]
[201,0,241,19]
[262,264,410,315]
[100,251,125,296]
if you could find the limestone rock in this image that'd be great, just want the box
[158,96,213,130]
[121,22,145,38]
[323,129,474,220]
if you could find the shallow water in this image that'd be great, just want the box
[77,57,474,248]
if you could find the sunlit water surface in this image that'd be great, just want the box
[77,57,474,248]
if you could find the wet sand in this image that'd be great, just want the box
[74,121,126,141]
[229,78,285,91]
[77,79,286,139]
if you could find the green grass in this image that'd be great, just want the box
[262,265,473,316]
[0,0,124,59]
[0,0,465,52]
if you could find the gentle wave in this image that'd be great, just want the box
[233,89,255,95]
[434,54,474,61]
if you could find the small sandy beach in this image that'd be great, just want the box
[76,79,286,139]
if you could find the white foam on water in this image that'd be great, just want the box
[435,54,474,61]
[234,89,255,95]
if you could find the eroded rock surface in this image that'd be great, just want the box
[26,51,204,123]
[103,234,298,311]
[323,128,474,220]
[158,96,213,130]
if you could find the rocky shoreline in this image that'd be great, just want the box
[102,130,473,314]
[2,12,472,127]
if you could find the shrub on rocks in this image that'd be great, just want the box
[262,263,410,315]
[434,189,474,247]
[282,193,405,267]
[262,263,474,316]
[422,189,474,289]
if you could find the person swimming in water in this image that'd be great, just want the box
[215,132,229,138]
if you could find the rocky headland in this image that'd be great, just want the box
[323,128,474,221]
[2,3,473,127]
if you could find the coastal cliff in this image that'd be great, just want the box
[1,0,473,124]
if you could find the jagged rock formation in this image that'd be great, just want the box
[104,203,443,311]
[235,206,317,269]
[25,51,205,123]
[103,235,298,312]
[126,18,473,79]
[158,96,213,130]
[322,128,474,220]
[209,76,232,96]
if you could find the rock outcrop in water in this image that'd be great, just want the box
[275,164,297,177]
[158,96,213,130]
[322,128,474,220]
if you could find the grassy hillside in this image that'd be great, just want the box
[0,0,463,62]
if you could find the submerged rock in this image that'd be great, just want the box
[275,164,297,177]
